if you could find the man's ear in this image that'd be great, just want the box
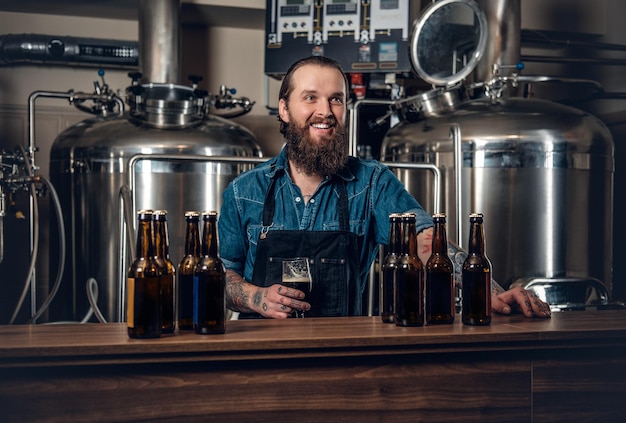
[278,98,289,123]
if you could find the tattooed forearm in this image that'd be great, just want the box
[225,270,253,313]
[447,240,504,295]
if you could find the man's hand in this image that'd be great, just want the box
[225,270,310,319]
[492,286,551,318]
[417,227,433,265]
[253,284,311,319]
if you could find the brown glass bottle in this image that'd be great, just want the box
[194,211,226,334]
[462,213,492,326]
[425,213,455,325]
[127,209,161,339]
[381,213,403,323]
[177,211,201,331]
[394,213,425,327]
[153,210,175,334]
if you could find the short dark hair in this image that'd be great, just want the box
[278,56,349,135]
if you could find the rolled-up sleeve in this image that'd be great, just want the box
[218,182,245,275]
[372,165,433,244]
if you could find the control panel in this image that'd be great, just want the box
[265,0,411,76]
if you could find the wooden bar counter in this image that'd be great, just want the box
[1,310,626,422]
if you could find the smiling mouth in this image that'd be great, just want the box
[311,122,333,130]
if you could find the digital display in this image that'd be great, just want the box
[380,0,399,10]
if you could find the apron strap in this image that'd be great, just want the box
[336,179,349,231]
[262,164,280,227]
[262,165,349,231]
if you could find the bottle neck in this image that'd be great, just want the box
[154,219,166,258]
[432,219,448,254]
[162,220,171,257]
[402,219,417,257]
[468,221,485,256]
[202,217,218,257]
[408,222,417,257]
[136,218,154,259]
[388,218,402,254]
[185,218,201,256]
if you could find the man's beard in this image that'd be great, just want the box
[284,116,348,177]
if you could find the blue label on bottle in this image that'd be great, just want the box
[193,275,199,325]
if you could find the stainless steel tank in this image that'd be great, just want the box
[47,0,263,322]
[49,85,261,323]
[383,96,614,290]
[382,0,614,297]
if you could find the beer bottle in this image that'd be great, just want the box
[425,213,455,324]
[194,211,226,334]
[381,213,403,323]
[462,212,492,326]
[127,209,161,339]
[153,210,175,334]
[177,211,201,331]
[395,213,425,327]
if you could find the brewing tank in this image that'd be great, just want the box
[382,95,614,291]
[49,85,262,323]
[45,0,264,323]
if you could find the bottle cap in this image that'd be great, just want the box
[184,211,201,218]
[202,210,218,218]
[153,210,168,220]
[401,212,416,221]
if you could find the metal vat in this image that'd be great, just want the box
[382,95,614,290]
[47,0,263,322]
[49,92,261,322]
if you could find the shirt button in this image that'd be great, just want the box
[310,198,315,204]
[295,197,302,203]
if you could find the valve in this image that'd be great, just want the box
[66,69,124,116]
[213,84,255,115]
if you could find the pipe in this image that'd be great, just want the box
[521,55,626,67]
[474,0,521,88]
[521,30,626,53]
[138,0,181,84]
[348,99,396,158]
[451,124,463,247]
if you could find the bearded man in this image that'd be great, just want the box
[218,55,551,319]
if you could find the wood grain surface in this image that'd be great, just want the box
[1,311,625,422]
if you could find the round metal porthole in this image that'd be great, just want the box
[410,0,488,87]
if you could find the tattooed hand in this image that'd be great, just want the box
[492,286,551,318]
[225,269,310,319]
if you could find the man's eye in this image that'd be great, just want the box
[331,97,344,105]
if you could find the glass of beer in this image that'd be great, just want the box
[282,258,312,318]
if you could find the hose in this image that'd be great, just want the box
[0,215,4,265]
[27,174,65,324]
[43,278,108,324]
[8,146,39,325]
[85,278,107,323]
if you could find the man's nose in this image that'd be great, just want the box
[315,101,332,117]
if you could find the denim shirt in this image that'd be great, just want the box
[218,147,434,294]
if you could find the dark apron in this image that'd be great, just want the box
[249,169,362,317]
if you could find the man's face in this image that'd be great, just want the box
[279,64,348,176]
